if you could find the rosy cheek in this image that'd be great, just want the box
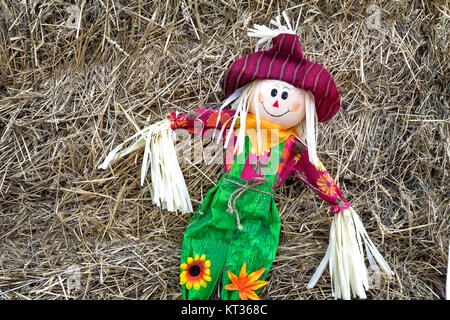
[290,102,301,111]
[258,90,264,103]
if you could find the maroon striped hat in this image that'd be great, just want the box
[222,33,341,122]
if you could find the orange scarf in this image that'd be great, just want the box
[244,113,298,155]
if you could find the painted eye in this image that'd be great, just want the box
[281,91,288,100]
[270,88,278,97]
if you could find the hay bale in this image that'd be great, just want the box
[0,1,448,299]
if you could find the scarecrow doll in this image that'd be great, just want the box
[99,13,393,300]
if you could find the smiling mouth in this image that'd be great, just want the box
[261,102,290,118]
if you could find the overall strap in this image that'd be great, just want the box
[261,139,285,188]
[227,136,251,178]
[227,135,286,190]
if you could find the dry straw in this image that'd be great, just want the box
[0,1,448,300]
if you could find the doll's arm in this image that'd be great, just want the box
[292,145,349,213]
[167,109,236,140]
[292,141,393,300]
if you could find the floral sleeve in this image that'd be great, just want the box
[167,109,236,139]
[292,142,350,214]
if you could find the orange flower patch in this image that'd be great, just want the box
[206,111,232,128]
[175,116,187,127]
[224,263,268,300]
[317,172,337,196]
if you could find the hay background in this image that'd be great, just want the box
[0,0,448,300]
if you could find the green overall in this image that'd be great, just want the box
[180,137,285,300]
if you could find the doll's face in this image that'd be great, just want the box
[250,80,309,129]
